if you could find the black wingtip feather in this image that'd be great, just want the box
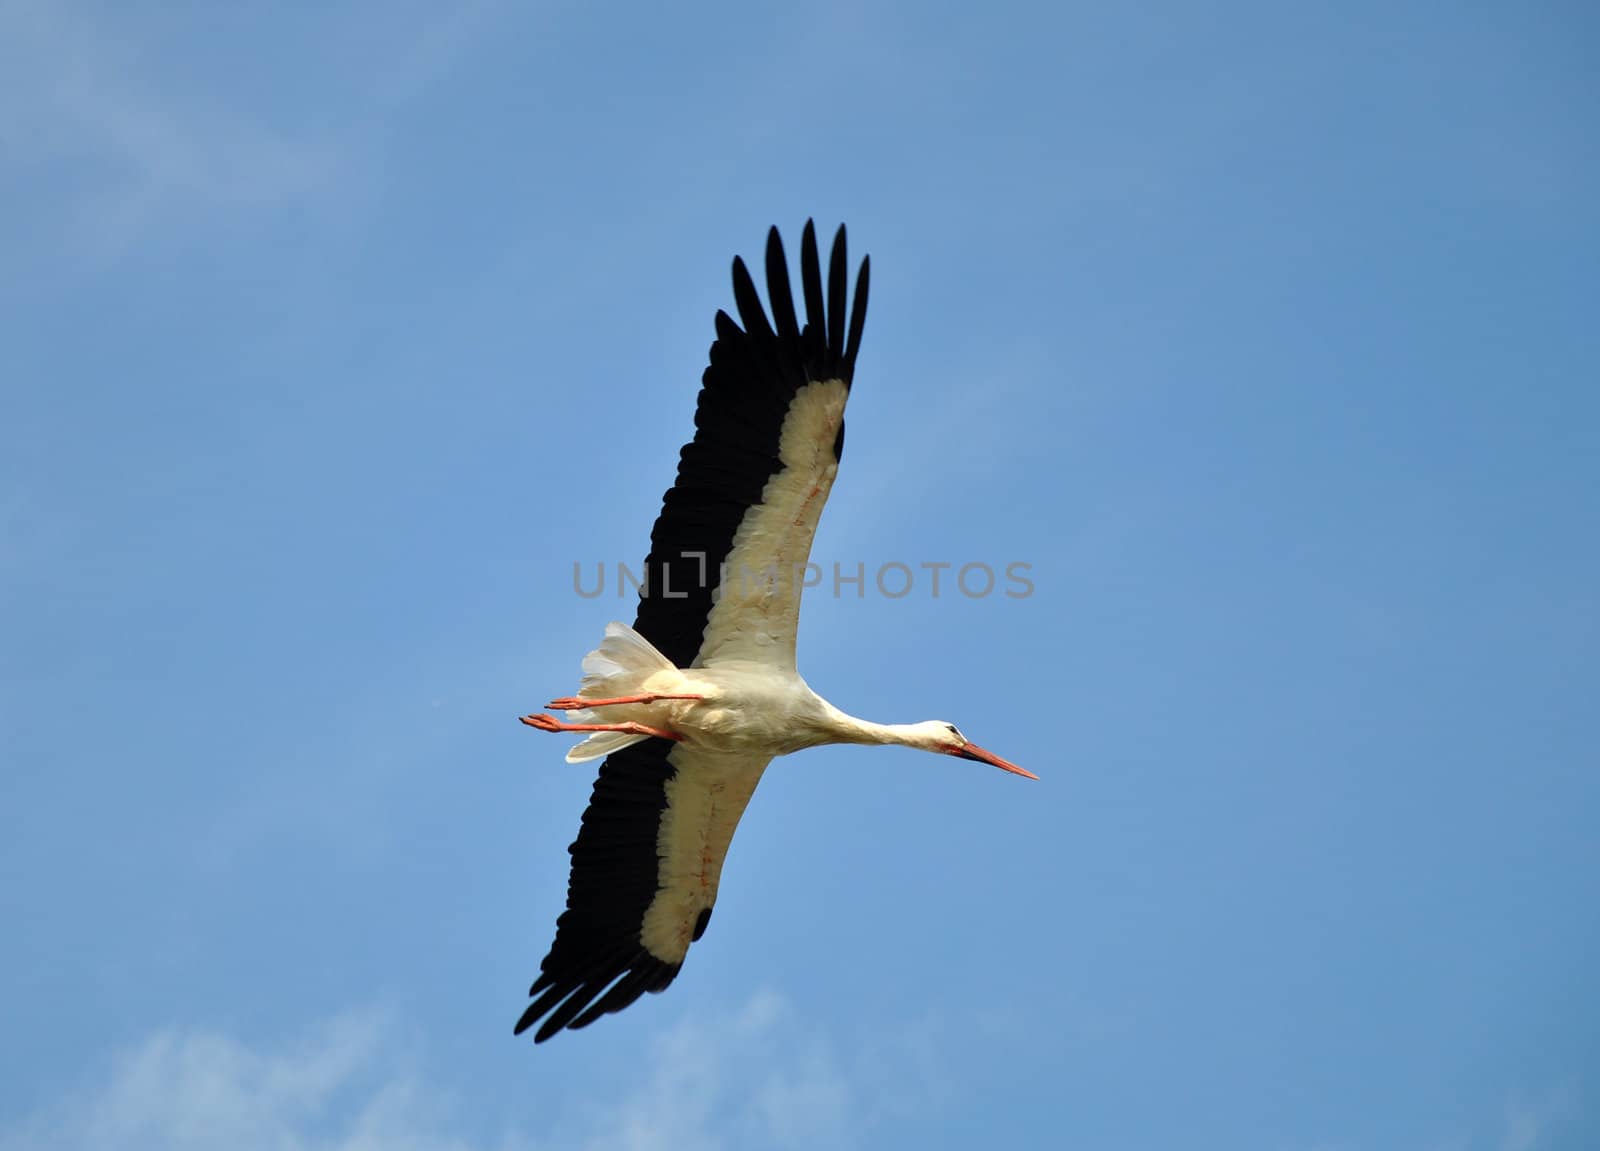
[516,979,576,1036]
[713,308,743,343]
[517,943,684,1042]
[845,255,870,375]
[716,221,868,398]
[730,257,772,339]
[765,228,799,342]
[800,222,825,360]
[826,225,848,357]
[532,962,624,1042]
[568,965,661,1031]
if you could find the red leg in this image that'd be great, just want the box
[519,712,683,742]
[546,692,704,711]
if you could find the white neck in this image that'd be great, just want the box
[818,707,934,750]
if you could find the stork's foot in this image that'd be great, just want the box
[519,712,683,742]
[546,692,705,711]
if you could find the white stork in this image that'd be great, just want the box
[516,221,1035,1043]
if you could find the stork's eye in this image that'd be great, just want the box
[945,724,963,739]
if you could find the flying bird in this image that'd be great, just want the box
[517,221,1035,1043]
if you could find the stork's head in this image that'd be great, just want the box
[908,721,1037,780]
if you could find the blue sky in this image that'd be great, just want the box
[2,1,1596,1147]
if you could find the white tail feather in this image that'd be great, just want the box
[560,622,679,763]
[579,621,675,693]
[565,729,652,764]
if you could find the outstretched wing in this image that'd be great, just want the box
[635,219,870,670]
[515,742,771,1043]
[517,222,870,1043]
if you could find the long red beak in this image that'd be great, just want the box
[954,743,1039,780]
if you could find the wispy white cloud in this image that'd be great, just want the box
[577,991,856,1151]
[564,988,955,1150]
[0,1008,463,1151]
[1,992,950,1151]
[1500,1086,1579,1151]
[0,0,497,272]
[0,0,336,262]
